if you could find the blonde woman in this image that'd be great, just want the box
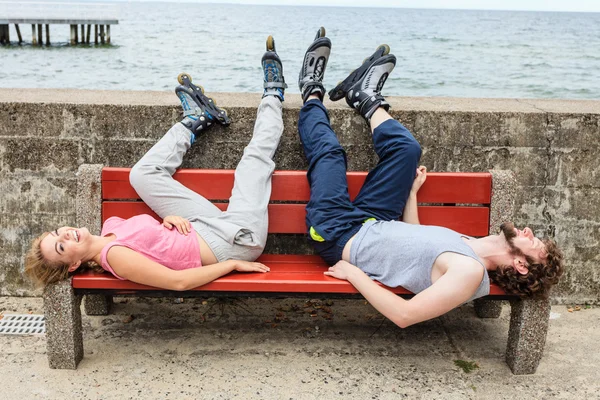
[25,36,288,290]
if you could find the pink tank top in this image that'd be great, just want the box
[100,214,202,279]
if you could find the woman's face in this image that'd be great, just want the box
[39,227,91,271]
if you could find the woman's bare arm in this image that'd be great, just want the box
[106,246,268,291]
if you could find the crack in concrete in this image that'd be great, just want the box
[515,98,551,114]
[514,99,555,236]
[541,112,555,237]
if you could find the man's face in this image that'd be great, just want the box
[39,226,91,270]
[500,222,547,264]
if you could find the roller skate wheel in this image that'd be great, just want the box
[195,85,205,94]
[211,98,217,105]
[318,26,326,38]
[177,73,191,85]
[266,35,275,51]
[377,44,391,55]
[220,108,228,116]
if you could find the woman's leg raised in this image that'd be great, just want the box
[220,35,286,255]
[129,78,229,221]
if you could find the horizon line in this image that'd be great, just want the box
[49,0,600,13]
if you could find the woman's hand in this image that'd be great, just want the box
[410,166,427,195]
[162,215,191,235]
[324,260,360,281]
[232,260,270,273]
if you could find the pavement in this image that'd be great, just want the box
[0,296,598,400]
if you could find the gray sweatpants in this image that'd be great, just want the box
[129,95,283,262]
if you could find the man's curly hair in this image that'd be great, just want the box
[489,238,564,298]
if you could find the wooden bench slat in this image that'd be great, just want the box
[102,168,492,204]
[73,255,506,295]
[102,202,490,236]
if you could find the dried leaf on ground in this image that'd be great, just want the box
[568,308,574,312]
[122,315,134,323]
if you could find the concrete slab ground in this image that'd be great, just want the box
[0,296,598,400]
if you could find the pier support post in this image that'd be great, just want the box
[32,24,37,46]
[16,24,23,44]
[100,25,105,44]
[81,25,84,44]
[86,24,91,44]
[107,25,111,44]
[2,24,10,44]
[74,23,78,44]
[70,25,75,45]
[45,24,50,45]
[94,24,98,44]
[37,24,43,45]
[0,25,7,45]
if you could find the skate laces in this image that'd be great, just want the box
[313,58,325,82]
[264,62,280,84]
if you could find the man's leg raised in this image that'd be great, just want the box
[331,49,421,220]
[353,107,421,221]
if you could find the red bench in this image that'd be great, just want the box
[43,165,551,374]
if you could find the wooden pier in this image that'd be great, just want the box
[0,2,119,45]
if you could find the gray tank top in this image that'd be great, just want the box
[349,220,490,302]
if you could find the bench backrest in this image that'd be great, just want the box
[101,167,492,237]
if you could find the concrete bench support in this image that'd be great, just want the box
[474,299,503,318]
[471,169,517,321]
[84,295,113,315]
[506,298,551,374]
[43,279,83,369]
[76,164,114,316]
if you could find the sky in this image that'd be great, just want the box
[118,0,600,12]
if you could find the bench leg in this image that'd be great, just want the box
[506,297,550,375]
[474,298,502,318]
[43,279,83,369]
[84,295,113,315]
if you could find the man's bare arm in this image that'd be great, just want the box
[325,259,483,328]
[402,192,420,224]
[402,166,427,225]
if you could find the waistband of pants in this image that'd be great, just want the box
[334,222,365,262]
[191,220,231,263]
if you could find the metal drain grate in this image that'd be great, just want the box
[0,314,46,335]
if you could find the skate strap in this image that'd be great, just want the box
[264,81,288,89]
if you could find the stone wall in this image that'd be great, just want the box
[1,89,598,303]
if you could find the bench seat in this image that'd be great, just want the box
[73,254,508,296]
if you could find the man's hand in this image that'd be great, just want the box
[162,215,191,235]
[232,260,270,273]
[411,166,427,195]
[324,260,360,281]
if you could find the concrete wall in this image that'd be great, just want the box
[1,89,598,302]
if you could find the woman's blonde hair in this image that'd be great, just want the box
[24,232,104,287]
